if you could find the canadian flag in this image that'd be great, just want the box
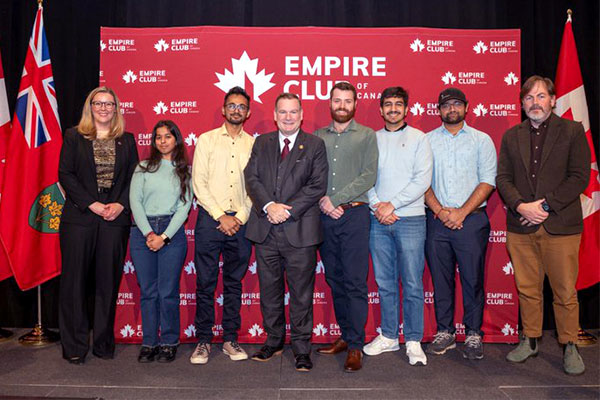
[0,48,12,282]
[554,12,599,290]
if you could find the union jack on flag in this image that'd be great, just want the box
[13,5,61,149]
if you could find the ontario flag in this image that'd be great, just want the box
[0,4,64,290]
[0,48,12,282]
[554,12,599,290]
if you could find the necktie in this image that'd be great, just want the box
[281,138,290,161]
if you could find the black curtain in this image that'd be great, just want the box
[0,0,598,329]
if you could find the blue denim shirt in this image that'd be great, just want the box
[426,122,497,208]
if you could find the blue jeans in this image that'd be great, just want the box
[369,214,426,342]
[130,216,187,347]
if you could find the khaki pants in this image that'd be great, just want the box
[506,226,581,344]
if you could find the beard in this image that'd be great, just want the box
[441,111,465,125]
[225,112,244,125]
[331,107,356,123]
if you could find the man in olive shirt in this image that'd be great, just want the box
[190,86,254,365]
[315,82,378,372]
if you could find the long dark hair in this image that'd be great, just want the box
[140,120,191,203]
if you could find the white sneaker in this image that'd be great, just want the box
[190,343,210,364]
[406,341,427,366]
[363,334,399,356]
[223,341,248,361]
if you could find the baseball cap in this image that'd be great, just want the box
[438,88,467,106]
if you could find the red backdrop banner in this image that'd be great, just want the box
[99,26,521,344]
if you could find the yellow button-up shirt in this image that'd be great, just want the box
[192,124,255,224]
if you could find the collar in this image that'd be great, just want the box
[326,119,357,134]
[440,120,469,136]
[218,123,248,139]
[384,122,408,132]
[278,130,300,149]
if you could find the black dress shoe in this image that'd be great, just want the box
[251,345,284,361]
[157,345,177,363]
[92,350,114,360]
[65,356,84,365]
[294,353,313,372]
[138,346,159,363]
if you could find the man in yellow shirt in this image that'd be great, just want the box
[189,87,255,365]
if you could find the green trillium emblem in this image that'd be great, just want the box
[29,183,66,233]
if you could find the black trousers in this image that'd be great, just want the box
[58,218,129,359]
[194,208,252,343]
[255,225,317,355]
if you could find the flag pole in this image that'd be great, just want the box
[18,285,59,346]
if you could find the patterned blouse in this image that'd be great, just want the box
[93,138,116,190]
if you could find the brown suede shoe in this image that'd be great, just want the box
[316,338,348,355]
[344,349,363,372]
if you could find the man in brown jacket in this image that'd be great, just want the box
[496,75,590,376]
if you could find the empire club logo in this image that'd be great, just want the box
[153,100,199,115]
[315,260,325,274]
[184,132,198,147]
[502,261,515,276]
[504,72,519,85]
[184,324,196,338]
[117,292,135,306]
[123,260,135,274]
[183,260,196,275]
[248,323,264,337]
[472,40,518,54]
[214,51,275,104]
[473,103,519,117]
[489,230,507,243]
[312,323,328,336]
[487,292,515,306]
[119,101,135,115]
[441,71,487,85]
[179,293,196,306]
[122,69,168,84]
[119,324,141,338]
[248,261,257,275]
[410,38,455,53]
[410,102,425,116]
[153,37,200,52]
[101,38,136,52]
[502,323,516,336]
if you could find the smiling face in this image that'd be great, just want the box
[522,81,556,126]
[155,125,176,159]
[222,94,251,126]
[380,96,408,127]
[329,88,356,123]
[439,100,468,125]
[274,97,303,136]
[91,92,116,129]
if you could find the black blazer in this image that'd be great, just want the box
[244,130,328,247]
[496,113,591,235]
[58,127,139,226]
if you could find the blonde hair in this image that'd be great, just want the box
[77,86,125,140]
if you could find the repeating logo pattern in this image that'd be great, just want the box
[214,51,275,103]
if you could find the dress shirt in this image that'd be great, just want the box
[192,124,254,224]
[426,121,497,208]
[314,119,378,207]
[130,159,193,238]
[279,130,299,153]
[367,125,432,217]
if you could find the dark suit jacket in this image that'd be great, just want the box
[244,130,328,247]
[496,113,590,235]
[58,127,139,226]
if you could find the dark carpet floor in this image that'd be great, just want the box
[0,329,598,400]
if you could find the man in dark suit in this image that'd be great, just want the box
[244,92,328,372]
[496,75,590,376]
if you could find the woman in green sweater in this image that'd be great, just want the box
[129,120,192,363]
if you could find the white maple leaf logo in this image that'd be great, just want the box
[184,132,198,147]
[184,324,196,338]
[248,261,257,275]
[376,326,382,335]
[284,292,290,306]
[184,261,196,275]
[248,323,264,337]
[399,323,404,334]
[410,102,425,116]
[504,72,519,86]
[214,51,275,104]
[410,38,425,52]
[315,260,325,274]
[120,324,135,338]
[501,323,515,336]
[153,101,168,115]
[473,103,488,117]
[312,323,328,336]
[192,198,199,211]
[252,132,260,138]
[502,261,514,275]
[123,260,135,274]
[216,294,224,306]
[154,39,169,52]
[473,41,488,54]
[100,40,106,52]
[441,71,456,85]
[122,70,137,84]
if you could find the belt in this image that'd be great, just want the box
[339,201,367,211]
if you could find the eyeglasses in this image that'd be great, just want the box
[440,101,465,111]
[91,101,116,110]
[225,103,249,112]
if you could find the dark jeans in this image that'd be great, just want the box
[194,207,252,343]
[425,209,490,336]
[130,215,187,347]
[320,205,370,349]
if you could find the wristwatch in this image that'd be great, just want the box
[541,201,551,212]
[160,233,171,245]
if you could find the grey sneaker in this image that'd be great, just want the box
[563,342,585,375]
[463,333,483,360]
[223,341,248,361]
[427,331,456,355]
[190,342,211,365]
[506,335,538,363]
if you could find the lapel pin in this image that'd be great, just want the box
[299,144,304,150]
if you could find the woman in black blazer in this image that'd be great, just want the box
[58,86,138,364]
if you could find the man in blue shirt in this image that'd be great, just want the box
[363,87,432,366]
[424,88,497,360]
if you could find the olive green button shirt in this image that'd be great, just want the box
[314,119,378,207]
